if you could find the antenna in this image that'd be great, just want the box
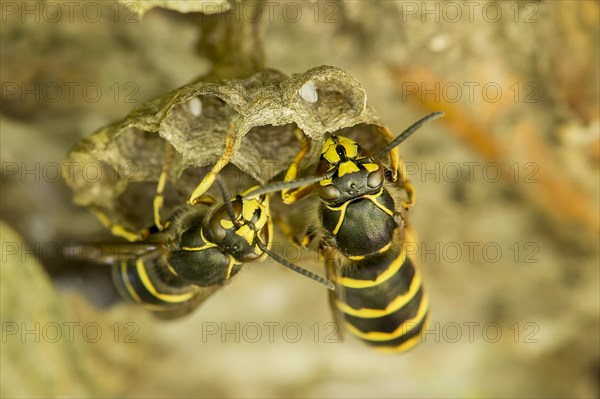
[373,112,444,159]
[215,174,241,228]
[255,239,335,291]
[244,113,444,200]
[216,175,334,290]
[242,170,335,200]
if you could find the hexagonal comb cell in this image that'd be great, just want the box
[63,66,389,229]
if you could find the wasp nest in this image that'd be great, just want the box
[63,65,387,229]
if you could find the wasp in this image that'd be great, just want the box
[244,112,444,352]
[70,171,334,318]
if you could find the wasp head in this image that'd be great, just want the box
[315,135,384,206]
[205,195,270,262]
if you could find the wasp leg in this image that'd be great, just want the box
[282,129,315,204]
[397,158,416,210]
[265,196,274,253]
[191,194,217,207]
[379,125,415,209]
[385,156,415,211]
[189,125,237,205]
[89,205,150,242]
[154,142,176,231]
[273,215,319,249]
[393,211,407,235]
[322,244,344,342]
[273,215,300,247]
[377,125,400,182]
[399,180,416,211]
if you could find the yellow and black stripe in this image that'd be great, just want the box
[109,190,273,318]
[276,114,443,352]
[332,243,428,353]
[112,255,203,318]
[315,135,428,352]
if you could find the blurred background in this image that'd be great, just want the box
[1,0,598,397]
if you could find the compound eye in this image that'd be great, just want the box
[209,212,227,241]
[210,209,229,241]
[367,167,384,188]
[316,184,341,201]
[209,202,242,241]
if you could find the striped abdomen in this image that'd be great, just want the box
[333,241,428,353]
[112,255,208,318]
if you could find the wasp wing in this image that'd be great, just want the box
[323,246,345,342]
[62,242,163,265]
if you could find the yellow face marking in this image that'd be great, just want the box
[338,161,360,177]
[336,271,422,318]
[337,246,407,288]
[220,219,234,230]
[344,295,429,341]
[243,197,269,231]
[241,199,259,221]
[257,204,274,261]
[322,139,340,163]
[322,136,359,164]
[362,163,379,173]
[319,178,333,187]
[236,224,255,245]
[256,207,268,230]
[136,259,195,303]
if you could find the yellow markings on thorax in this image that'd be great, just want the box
[344,295,429,341]
[325,201,350,236]
[336,246,407,288]
[182,229,216,251]
[336,270,422,317]
[364,191,395,217]
[347,241,392,261]
[135,259,195,303]
[322,136,358,164]
[224,255,236,280]
[324,188,392,237]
